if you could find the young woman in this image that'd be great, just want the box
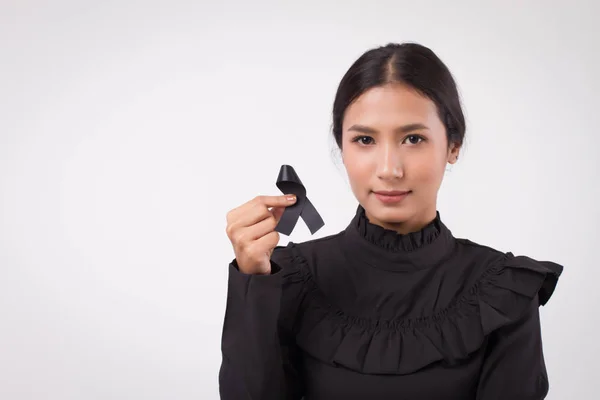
[219,42,563,400]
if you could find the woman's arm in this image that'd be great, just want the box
[218,258,304,400]
[476,297,550,400]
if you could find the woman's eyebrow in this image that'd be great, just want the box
[347,123,429,134]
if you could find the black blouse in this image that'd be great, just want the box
[218,205,563,400]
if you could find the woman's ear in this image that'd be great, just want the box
[447,142,461,164]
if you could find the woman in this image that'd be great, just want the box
[218,42,563,400]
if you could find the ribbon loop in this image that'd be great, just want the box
[274,164,325,236]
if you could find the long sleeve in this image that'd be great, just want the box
[476,297,550,400]
[218,254,304,400]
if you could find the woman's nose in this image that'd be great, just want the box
[376,144,403,180]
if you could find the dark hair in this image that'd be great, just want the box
[332,42,466,150]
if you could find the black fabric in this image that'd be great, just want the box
[219,204,563,399]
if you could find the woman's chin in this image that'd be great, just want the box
[365,203,413,224]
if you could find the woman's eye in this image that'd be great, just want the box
[404,135,423,145]
[353,136,374,145]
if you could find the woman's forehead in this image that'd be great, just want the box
[342,86,441,130]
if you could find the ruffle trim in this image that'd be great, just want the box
[355,206,442,252]
[282,245,563,375]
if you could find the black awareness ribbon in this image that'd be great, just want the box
[274,164,325,236]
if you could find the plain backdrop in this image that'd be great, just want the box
[1,0,598,399]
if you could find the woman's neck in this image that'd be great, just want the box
[364,207,438,235]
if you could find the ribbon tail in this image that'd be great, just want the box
[300,197,325,234]
[275,203,301,236]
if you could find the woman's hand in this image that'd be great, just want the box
[226,194,297,275]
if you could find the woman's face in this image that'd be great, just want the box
[341,83,460,233]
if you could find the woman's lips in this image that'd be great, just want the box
[373,190,411,204]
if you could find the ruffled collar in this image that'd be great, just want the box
[342,204,456,271]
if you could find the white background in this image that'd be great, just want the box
[1,0,598,399]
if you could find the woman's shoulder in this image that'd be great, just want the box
[453,236,564,308]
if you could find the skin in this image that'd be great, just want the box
[341,82,461,234]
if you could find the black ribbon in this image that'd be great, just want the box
[274,164,325,236]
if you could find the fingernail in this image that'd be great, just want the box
[286,195,296,201]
